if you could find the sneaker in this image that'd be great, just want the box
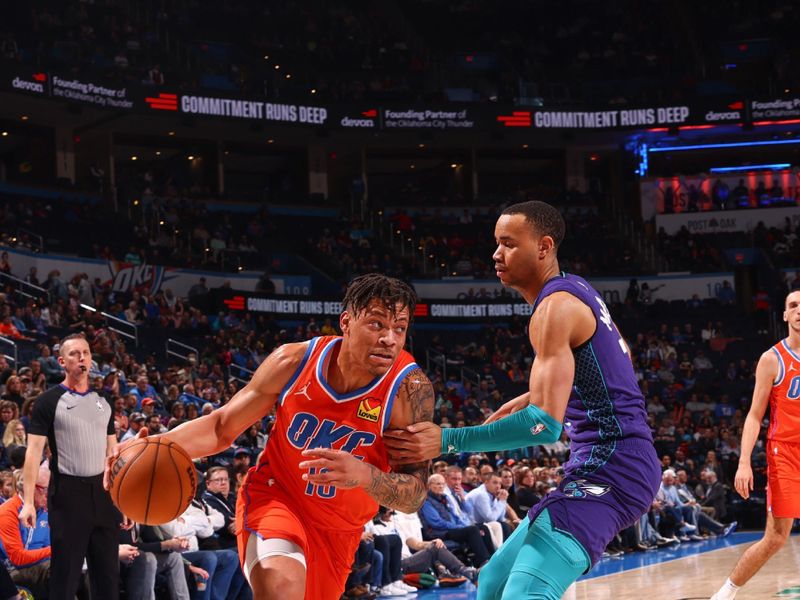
[678,535,690,542]
[722,521,738,537]
[378,583,407,597]
[459,567,479,584]
[689,534,705,542]
[680,523,697,533]
[345,584,377,599]
[654,537,674,547]
[393,581,417,593]
[438,573,468,588]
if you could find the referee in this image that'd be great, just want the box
[20,333,119,600]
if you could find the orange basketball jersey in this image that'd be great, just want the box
[767,339,800,442]
[250,335,418,531]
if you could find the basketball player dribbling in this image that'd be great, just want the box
[108,274,433,600]
[385,201,662,599]
[710,290,800,600]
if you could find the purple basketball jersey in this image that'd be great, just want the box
[532,273,653,454]
[527,273,661,567]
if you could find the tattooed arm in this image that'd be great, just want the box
[364,367,434,513]
[299,367,434,513]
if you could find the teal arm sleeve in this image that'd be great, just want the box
[440,404,563,454]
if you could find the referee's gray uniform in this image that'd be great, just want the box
[29,384,118,600]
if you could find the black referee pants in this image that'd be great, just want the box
[49,474,119,600]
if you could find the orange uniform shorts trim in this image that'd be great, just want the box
[766,440,800,518]
[235,477,362,600]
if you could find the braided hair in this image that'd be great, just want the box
[342,274,417,319]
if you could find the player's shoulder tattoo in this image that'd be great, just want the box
[399,366,434,423]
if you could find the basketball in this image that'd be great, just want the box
[108,437,197,525]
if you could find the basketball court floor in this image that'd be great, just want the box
[413,532,800,599]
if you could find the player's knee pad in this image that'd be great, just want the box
[243,534,306,583]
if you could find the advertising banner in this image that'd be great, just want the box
[1,248,309,298]
[213,271,734,320]
[412,273,733,303]
[4,65,763,132]
[655,205,800,235]
[213,289,532,321]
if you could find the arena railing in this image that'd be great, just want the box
[0,272,49,305]
[166,338,199,365]
[80,304,139,347]
[17,228,45,254]
[228,363,255,386]
[426,348,446,381]
[460,366,481,389]
[0,335,18,369]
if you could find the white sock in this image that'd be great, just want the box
[711,578,740,600]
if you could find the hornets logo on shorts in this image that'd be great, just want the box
[564,479,611,498]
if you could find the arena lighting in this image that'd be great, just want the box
[710,163,791,173]
[187,155,194,160]
[130,156,138,161]
[20,115,28,121]
[156,151,161,156]
[79,304,96,313]
[649,138,800,153]
[1,132,7,137]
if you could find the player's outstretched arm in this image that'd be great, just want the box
[734,350,777,500]
[384,292,591,463]
[161,342,306,458]
[300,367,434,513]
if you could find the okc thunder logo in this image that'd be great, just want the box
[564,480,611,498]
[530,424,546,436]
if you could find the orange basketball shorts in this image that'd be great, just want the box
[235,475,362,600]
[766,440,800,518]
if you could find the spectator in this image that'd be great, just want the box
[391,509,477,584]
[201,467,237,549]
[367,508,416,596]
[0,472,14,503]
[701,470,728,521]
[466,472,511,548]
[121,413,146,442]
[122,522,194,600]
[716,281,736,305]
[657,470,701,542]
[1,420,25,450]
[0,466,51,597]
[419,474,490,567]
[161,504,243,600]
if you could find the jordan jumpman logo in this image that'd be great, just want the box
[294,381,312,401]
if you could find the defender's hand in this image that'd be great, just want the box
[384,422,443,464]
